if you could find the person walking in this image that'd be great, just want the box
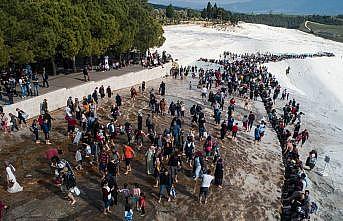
[32,73,39,96]
[158,169,171,203]
[145,146,155,175]
[42,67,49,88]
[102,180,113,215]
[83,67,90,82]
[4,161,23,193]
[123,145,135,175]
[198,169,214,204]
[31,119,40,144]
[214,158,224,188]
[42,119,51,144]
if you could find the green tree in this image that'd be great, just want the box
[166,4,175,19]
[0,33,9,68]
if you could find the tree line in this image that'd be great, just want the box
[0,0,165,74]
[236,13,343,29]
[153,2,342,29]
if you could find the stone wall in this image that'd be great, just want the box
[3,63,171,118]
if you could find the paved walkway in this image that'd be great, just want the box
[1,65,143,105]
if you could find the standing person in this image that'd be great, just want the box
[115,94,122,107]
[214,158,224,188]
[184,136,195,167]
[131,184,141,211]
[193,152,204,181]
[32,73,39,96]
[231,123,239,142]
[0,201,8,220]
[41,99,49,114]
[300,129,309,147]
[259,122,266,142]
[168,152,181,183]
[141,81,146,93]
[106,86,112,98]
[124,203,133,221]
[201,86,207,101]
[75,148,83,170]
[4,161,23,193]
[119,183,131,204]
[99,85,105,99]
[99,150,109,179]
[159,81,166,96]
[102,180,112,215]
[254,125,261,144]
[18,77,26,98]
[42,119,51,144]
[130,87,137,101]
[138,192,146,217]
[83,66,90,82]
[123,145,135,175]
[145,146,155,175]
[153,158,161,188]
[137,112,143,131]
[220,121,227,140]
[248,111,255,132]
[198,169,214,204]
[158,170,171,203]
[31,119,40,144]
[42,67,49,88]
[9,113,19,132]
[61,168,77,205]
[242,115,248,132]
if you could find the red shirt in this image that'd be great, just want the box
[45,148,58,160]
[100,152,109,163]
[124,146,134,159]
[138,196,146,208]
[232,125,239,133]
[67,118,77,126]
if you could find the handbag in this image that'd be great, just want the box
[73,186,80,196]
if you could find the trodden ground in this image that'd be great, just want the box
[0,75,283,221]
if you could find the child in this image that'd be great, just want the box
[75,148,83,170]
[131,183,141,211]
[138,192,146,216]
[169,184,176,200]
[231,123,238,141]
[124,203,133,221]
[119,183,130,204]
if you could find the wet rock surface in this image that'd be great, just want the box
[0,76,283,221]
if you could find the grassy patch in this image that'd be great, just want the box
[299,21,343,43]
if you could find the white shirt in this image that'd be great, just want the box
[201,174,214,188]
[6,165,16,182]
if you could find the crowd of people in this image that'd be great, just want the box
[0,66,48,104]
[202,51,320,220]
[1,50,323,220]
[0,51,172,105]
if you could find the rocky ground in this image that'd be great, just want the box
[0,75,283,221]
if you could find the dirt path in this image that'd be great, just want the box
[0,76,283,220]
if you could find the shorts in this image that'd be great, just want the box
[99,162,107,172]
[199,187,209,197]
[67,125,75,133]
[125,158,132,166]
[170,166,178,177]
[232,132,237,137]
[103,198,112,208]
